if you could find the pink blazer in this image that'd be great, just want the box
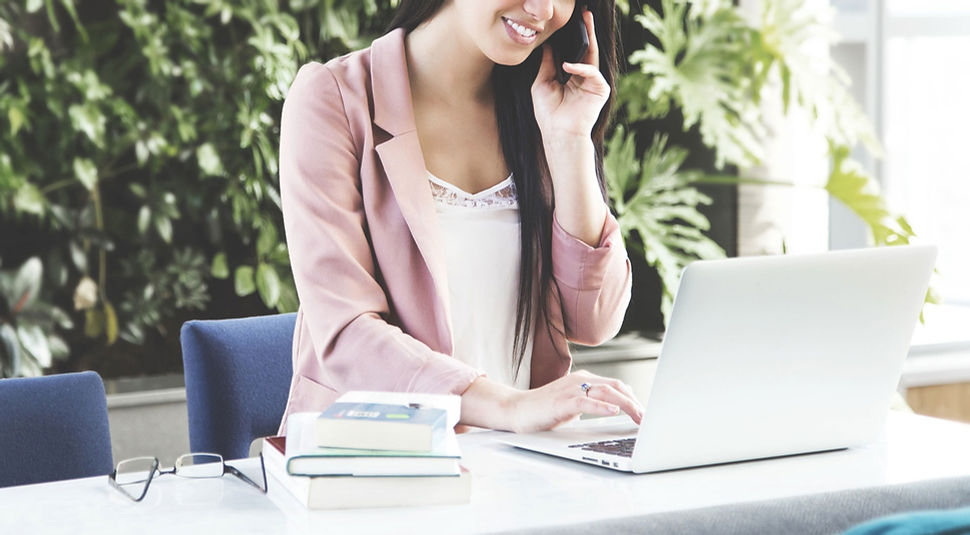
[277,29,632,432]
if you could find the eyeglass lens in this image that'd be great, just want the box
[174,453,224,478]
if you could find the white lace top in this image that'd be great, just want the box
[429,171,532,389]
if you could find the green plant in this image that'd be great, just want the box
[605,128,724,320]
[0,0,396,376]
[0,257,72,377]
[0,0,921,378]
[608,0,926,323]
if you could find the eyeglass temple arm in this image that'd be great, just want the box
[223,454,267,493]
[107,458,159,502]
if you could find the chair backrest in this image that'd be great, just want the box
[0,371,113,487]
[180,313,295,460]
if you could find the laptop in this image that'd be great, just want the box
[501,245,938,473]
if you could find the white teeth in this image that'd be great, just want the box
[504,18,537,38]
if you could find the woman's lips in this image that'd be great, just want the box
[502,17,539,46]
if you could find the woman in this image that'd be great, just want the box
[278,0,642,434]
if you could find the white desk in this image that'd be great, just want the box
[2,412,970,535]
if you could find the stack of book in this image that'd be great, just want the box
[262,392,471,509]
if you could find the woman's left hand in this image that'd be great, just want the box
[531,9,610,141]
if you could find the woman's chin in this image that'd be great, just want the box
[486,49,540,67]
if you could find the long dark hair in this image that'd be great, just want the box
[388,1,619,379]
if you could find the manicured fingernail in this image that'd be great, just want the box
[611,405,620,414]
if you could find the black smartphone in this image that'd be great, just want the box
[549,2,589,84]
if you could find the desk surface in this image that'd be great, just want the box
[3,412,970,535]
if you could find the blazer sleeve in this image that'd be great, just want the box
[279,63,482,397]
[550,211,633,346]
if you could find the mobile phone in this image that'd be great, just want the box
[549,2,589,84]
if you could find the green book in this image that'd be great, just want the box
[286,411,460,477]
[314,402,448,452]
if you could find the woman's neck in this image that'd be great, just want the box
[404,12,495,108]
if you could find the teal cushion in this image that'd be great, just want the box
[843,507,970,535]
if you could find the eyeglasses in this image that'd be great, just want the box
[107,452,267,502]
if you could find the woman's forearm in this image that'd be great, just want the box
[543,135,608,247]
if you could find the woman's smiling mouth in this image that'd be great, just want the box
[502,17,539,45]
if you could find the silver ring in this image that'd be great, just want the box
[580,383,591,397]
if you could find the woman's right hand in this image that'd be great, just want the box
[460,371,644,433]
[506,370,644,433]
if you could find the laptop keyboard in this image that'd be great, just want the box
[569,438,636,458]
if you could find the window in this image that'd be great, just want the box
[833,0,970,304]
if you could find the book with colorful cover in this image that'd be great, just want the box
[335,391,461,427]
[263,436,471,510]
[315,402,448,451]
[286,412,460,476]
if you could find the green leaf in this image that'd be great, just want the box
[825,143,915,247]
[211,252,229,279]
[197,142,225,176]
[69,241,87,272]
[0,324,21,377]
[50,305,73,330]
[155,216,173,243]
[256,224,278,257]
[8,106,25,136]
[48,249,69,289]
[276,282,300,313]
[43,0,60,33]
[138,206,152,234]
[104,302,118,345]
[234,265,255,296]
[58,0,88,41]
[13,183,45,216]
[18,324,51,368]
[256,263,280,307]
[84,308,105,338]
[0,18,11,54]
[48,335,70,360]
[68,104,106,147]
[135,140,149,165]
[753,0,881,155]
[73,158,99,191]
[12,257,43,312]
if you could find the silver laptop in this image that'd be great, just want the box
[501,245,937,473]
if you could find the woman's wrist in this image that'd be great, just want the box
[541,135,607,247]
[459,376,522,432]
[542,135,595,189]
[541,132,593,158]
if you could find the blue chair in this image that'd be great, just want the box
[0,371,113,487]
[181,313,296,460]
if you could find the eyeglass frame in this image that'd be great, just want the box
[107,452,267,502]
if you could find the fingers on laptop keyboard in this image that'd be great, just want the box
[573,393,621,417]
[601,379,644,416]
[584,383,643,424]
[574,371,645,423]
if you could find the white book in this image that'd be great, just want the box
[286,412,461,476]
[263,436,471,510]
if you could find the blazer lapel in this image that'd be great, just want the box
[370,29,453,340]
